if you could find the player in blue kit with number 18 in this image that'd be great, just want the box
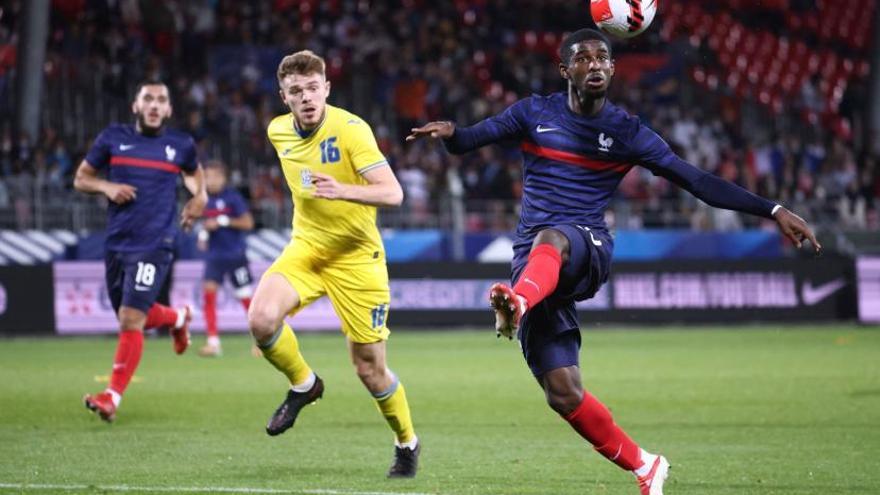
[408,29,821,495]
[74,80,207,422]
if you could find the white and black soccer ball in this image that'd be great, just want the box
[590,0,658,39]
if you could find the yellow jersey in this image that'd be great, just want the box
[267,105,388,261]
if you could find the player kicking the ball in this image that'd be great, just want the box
[408,29,820,494]
[249,50,419,478]
[75,80,207,422]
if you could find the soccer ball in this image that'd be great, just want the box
[590,0,657,39]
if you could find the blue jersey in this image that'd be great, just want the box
[85,124,199,252]
[444,92,776,254]
[203,187,249,260]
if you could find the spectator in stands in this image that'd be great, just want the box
[0,0,876,236]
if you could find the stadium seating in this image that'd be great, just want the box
[664,0,873,138]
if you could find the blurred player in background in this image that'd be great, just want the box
[197,159,255,357]
[248,50,419,477]
[74,80,207,422]
[408,29,820,495]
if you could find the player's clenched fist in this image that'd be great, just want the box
[180,195,207,231]
[311,171,349,200]
[405,121,456,141]
[103,183,137,204]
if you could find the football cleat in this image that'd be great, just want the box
[488,283,526,340]
[171,305,192,355]
[637,455,670,495]
[387,442,421,478]
[266,376,324,436]
[198,343,222,358]
[83,392,116,423]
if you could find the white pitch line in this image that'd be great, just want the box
[0,482,438,495]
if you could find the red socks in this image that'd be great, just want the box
[108,330,144,396]
[203,292,249,338]
[513,244,562,309]
[564,390,643,471]
[144,303,178,329]
[204,290,218,338]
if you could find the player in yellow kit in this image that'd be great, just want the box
[248,50,419,478]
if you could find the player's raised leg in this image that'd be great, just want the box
[143,302,192,354]
[248,272,322,435]
[542,365,669,494]
[490,229,566,339]
[349,340,419,478]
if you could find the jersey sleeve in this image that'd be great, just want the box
[230,190,249,216]
[266,116,284,153]
[84,128,114,170]
[345,119,388,175]
[443,97,531,154]
[630,122,777,219]
[180,136,199,173]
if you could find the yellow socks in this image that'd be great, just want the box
[260,327,413,443]
[259,323,313,387]
[373,372,415,444]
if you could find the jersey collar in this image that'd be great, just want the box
[293,110,327,139]
[561,92,611,121]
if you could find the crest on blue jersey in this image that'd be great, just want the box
[598,133,613,153]
[165,145,177,162]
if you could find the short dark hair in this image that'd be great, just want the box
[133,79,169,99]
[204,159,227,174]
[558,29,612,65]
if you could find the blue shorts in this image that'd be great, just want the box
[512,225,613,376]
[105,249,174,314]
[204,257,253,292]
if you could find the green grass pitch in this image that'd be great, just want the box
[1,326,878,495]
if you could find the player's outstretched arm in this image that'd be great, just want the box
[649,155,821,253]
[635,126,821,253]
[311,165,403,207]
[180,165,208,231]
[406,99,529,154]
[73,160,137,204]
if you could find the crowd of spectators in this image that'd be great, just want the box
[0,0,877,232]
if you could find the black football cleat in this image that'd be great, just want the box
[387,442,421,478]
[265,376,324,436]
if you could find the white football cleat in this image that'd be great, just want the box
[637,455,670,495]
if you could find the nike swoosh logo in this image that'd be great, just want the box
[134,285,151,292]
[536,125,560,133]
[801,278,846,306]
[119,144,134,151]
[578,225,603,246]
